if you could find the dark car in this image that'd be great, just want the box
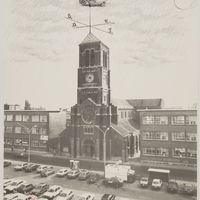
[102,177,123,188]
[25,164,40,172]
[78,169,90,181]
[101,193,116,200]
[87,173,100,184]
[167,181,178,193]
[31,183,49,196]
[16,183,34,194]
[4,161,12,167]
[67,170,80,179]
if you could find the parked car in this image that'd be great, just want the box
[127,169,136,183]
[87,173,100,184]
[80,193,95,200]
[167,181,178,193]
[151,179,162,190]
[4,161,12,167]
[41,185,63,200]
[36,165,48,173]
[5,179,26,193]
[140,177,149,188]
[16,183,35,194]
[6,193,37,200]
[14,163,28,171]
[179,183,197,196]
[102,177,123,188]
[25,164,40,172]
[40,169,55,177]
[56,168,71,177]
[55,189,74,200]
[31,183,49,197]
[101,194,116,200]
[79,0,106,7]
[4,193,19,200]
[67,170,80,179]
[78,169,90,181]
[4,179,13,188]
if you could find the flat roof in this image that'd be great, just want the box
[148,168,170,173]
[4,110,60,113]
[138,108,197,112]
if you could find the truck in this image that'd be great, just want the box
[105,163,135,183]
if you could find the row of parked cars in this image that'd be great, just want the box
[139,176,197,196]
[4,177,117,200]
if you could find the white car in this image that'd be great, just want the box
[41,185,63,199]
[4,179,13,188]
[4,193,19,200]
[36,165,48,173]
[80,193,95,200]
[5,179,26,193]
[14,163,28,171]
[56,168,71,177]
[152,179,162,189]
[55,189,74,200]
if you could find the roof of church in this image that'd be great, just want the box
[81,32,101,44]
[127,98,163,109]
[111,120,139,138]
[111,99,133,109]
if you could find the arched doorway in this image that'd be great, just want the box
[82,139,95,158]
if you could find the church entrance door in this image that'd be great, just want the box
[83,139,95,158]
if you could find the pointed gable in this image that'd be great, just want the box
[81,32,101,44]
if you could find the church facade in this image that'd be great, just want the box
[70,32,140,162]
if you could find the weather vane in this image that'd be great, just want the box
[66,0,114,34]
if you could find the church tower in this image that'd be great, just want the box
[70,32,112,160]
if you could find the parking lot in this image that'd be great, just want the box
[4,160,197,200]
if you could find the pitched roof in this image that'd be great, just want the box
[81,32,101,44]
[111,99,133,109]
[111,120,139,138]
[127,99,163,109]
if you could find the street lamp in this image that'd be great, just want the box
[95,125,110,176]
[17,123,37,163]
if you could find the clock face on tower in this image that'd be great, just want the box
[85,73,94,83]
[81,106,96,124]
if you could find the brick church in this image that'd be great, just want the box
[69,32,140,162]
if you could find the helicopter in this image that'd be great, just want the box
[79,0,107,7]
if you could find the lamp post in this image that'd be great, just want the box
[95,125,110,176]
[17,123,37,163]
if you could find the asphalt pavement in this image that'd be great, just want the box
[4,160,197,200]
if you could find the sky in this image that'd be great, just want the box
[3,0,199,110]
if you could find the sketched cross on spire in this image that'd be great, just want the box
[66,0,114,35]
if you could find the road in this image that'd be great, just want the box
[4,160,196,200]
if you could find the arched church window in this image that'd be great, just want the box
[85,50,90,67]
[90,49,95,66]
[103,51,107,68]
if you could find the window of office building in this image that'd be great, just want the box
[31,127,38,134]
[103,51,107,68]
[173,148,186,157]
[21,127,29,134]
[39,128,47,135]
[143,147,168,157]
[185,116,197,125]
[32,115,39,122]
[15,127,21,134]
[143,132,168,140]
[121,112,124,119]
[15,114,22,121]
[187,149,197,158]
[172,132,185,141]
[142,115,168,125]
[40,115,47,122]
[31,140,39,147]
[39,140,46,147]
[6,114,13,121]
[23,115,30,122]
[186,133,197,142]
[5,126,12,133]
[171,116,185,125]
[21,139,28,146]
